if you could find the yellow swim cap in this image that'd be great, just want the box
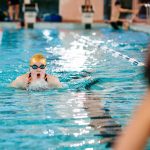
[30,53,46,66]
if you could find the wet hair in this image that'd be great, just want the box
[145,45,150,86]
[30,53,46,66]
[115,1,121,6]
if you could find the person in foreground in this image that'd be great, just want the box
[10,53,62,90]
[114,45,150,150]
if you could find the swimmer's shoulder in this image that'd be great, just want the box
[16,73,29,81]
[46,74,62,88]
[10,73,29,89]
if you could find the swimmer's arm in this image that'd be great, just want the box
[10,74,27,89]
[10,76,21,88]
[47,75,63,88]
[114,89,150,150]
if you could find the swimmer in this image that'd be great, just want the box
[10,53,62,90]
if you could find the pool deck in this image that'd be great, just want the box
[0,22,150,34]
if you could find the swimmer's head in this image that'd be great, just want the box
[30,53,47,79]
[30,53,46,66]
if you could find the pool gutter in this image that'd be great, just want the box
[130,23,150,34]
[0,22,107,30]
[0,22,149,34]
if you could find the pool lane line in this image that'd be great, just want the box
[82,37,145,67]
[82,88,122,148]
[105,48,145,66]
[73,34,145,67]
[75,78,122,148]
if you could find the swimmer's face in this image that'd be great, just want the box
[30,62,46,78]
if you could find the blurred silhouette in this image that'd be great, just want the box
[132,1,148,23]
[114,45,150,150]
[8,0,20,21]
[110,1,135,30]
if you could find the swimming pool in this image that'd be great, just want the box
[0,27,150,149]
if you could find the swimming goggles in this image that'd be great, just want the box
[30,64,46,69]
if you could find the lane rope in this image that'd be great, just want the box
[71,33,145,67]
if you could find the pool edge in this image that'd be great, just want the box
[0,22,149,34]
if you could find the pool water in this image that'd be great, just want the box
[0,27,149,149]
